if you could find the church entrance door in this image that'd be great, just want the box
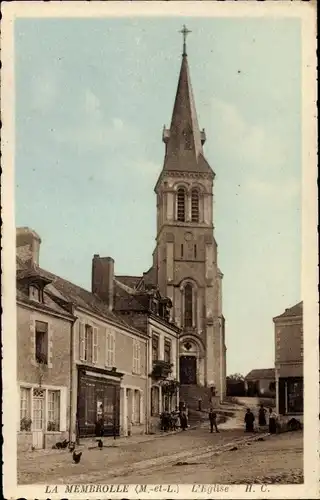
[179,356,197,385]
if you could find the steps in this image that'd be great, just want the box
[179,384,213,411]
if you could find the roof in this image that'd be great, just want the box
[115,275,143,290]
[245,368,275,381]
[273,301,303,320]
[160,54,214,176]
[16,260,139,331]
[17,284,74,319]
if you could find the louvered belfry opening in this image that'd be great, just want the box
[177,188,186,221]
[191,189,199,222]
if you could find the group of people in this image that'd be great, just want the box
[160,405,189,432]
[245,405,278,434]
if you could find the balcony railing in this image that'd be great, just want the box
[150,360,172,380]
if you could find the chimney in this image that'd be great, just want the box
[16,227,41,266]
[92,255,114,311]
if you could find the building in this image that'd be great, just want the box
[273,302,303,420]
[118,31,227,406]
[16,228,75,451]
[111,268,181,430]
[17,228,181,449]
[244,369,276,397]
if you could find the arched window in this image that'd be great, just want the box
[191,189,200,222]
[177,188,186,222]
[184,283,193,327]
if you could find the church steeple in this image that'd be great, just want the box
[161,25,213,176]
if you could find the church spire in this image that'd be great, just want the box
[161,26,213,175]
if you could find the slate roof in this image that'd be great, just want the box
[16,260,138,330]
[114,280,151,313]
[245,368,275,381]
[115,275,143,290]
[159,54,214,177]
[273,301,303,320]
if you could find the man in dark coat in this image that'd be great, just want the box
[244,408,255,432]
[209,409,219,433]
[180,410,188,431]
[258,404,267,427]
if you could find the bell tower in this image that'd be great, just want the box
[153,27,226,403]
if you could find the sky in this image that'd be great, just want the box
[15,16,302,376]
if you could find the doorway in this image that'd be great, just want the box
[179,356,197,384]
[32,388,45,449]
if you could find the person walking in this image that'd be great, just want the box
[258,404,267,427]
[180,410,188,431]
[244,408,255,432]
[268,407,278,434]
[209,408,219,433]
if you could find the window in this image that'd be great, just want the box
[164,339,171,364]
[151,386,160,416]
[184,284,193,327]
[287,380,303,413]
[133,340,141,374]
[20,388,31,431]
[35,321,48,364]
[181,244,184,258]
[191,189,200,222]
[177,188,186,222]
[105,330,115,367]
[194,244,197,259]
[152,335,159,362]
[29,285,41,302]
[79,323,98,363]
[47,390,60,431]
[133,390,141,424]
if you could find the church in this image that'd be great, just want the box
[116,27,227,404]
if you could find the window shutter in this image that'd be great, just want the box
[48,323,53,368]
[92,327,98,364]
[112,334,116,367]
[30,316,36,362]
[105,329,109,367]
[79,322,85,361]
[138,342,141,374]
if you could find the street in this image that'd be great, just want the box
[18,426,303,485]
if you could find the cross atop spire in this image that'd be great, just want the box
[179,24,192,56]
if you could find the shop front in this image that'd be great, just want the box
[77,366,123,438]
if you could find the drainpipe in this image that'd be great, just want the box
[69,308,76,443]
[145,323,150,434]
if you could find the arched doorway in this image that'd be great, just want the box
[180,356,197,385]
[179,337,205,386]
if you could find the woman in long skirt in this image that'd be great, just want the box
[268,408,277,434]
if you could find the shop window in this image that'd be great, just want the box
[287,379,303,413]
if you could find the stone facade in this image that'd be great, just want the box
[17,240,74,451]
[150,45,226,402]
[273,302,303,417]
[71,309,148,440]
[16,228,166,449]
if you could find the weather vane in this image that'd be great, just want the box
[179,25,192,56]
